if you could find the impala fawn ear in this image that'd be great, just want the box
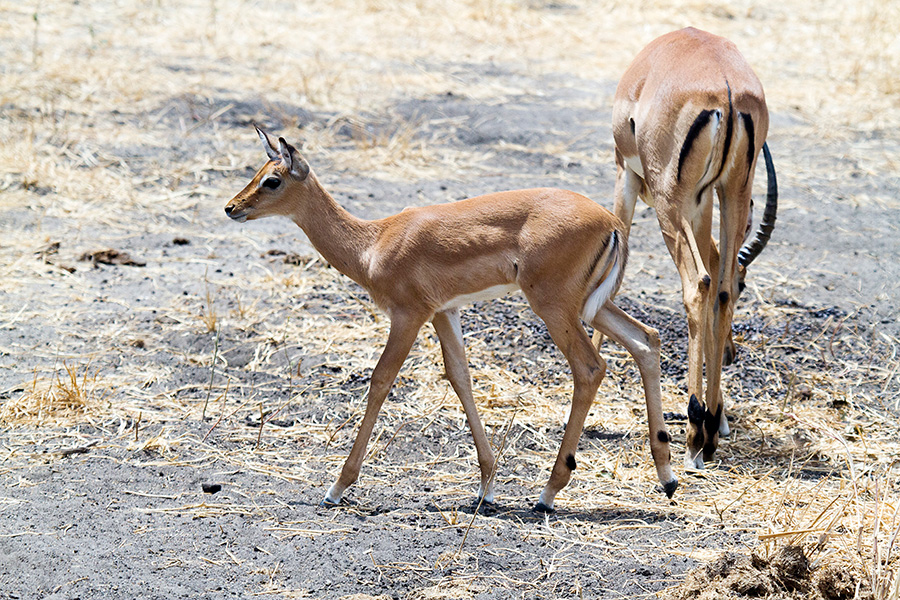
[255,125,281,161]
[277,137,311,181]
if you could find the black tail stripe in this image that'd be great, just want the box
[586,232,613,282]
[740,112,755,186]
[716,80,735,182]
[677,109,715,182]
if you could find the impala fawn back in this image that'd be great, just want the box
[225,127,677,511]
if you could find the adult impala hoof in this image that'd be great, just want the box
[319,498,341,508]
[685,451,705,472]
[532,502,555,514]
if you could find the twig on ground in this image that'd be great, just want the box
[457,404,520,557]
[55,439,100,457]
[202,328,220,421]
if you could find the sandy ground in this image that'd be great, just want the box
[1,1,899,599]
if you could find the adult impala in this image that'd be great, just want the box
[609,28,777,469]
[225,127,677,512]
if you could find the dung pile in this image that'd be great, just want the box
[672,546,869,600]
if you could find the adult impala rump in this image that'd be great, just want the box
[225,127,677,512]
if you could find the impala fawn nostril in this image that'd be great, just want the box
[224,205,234,216]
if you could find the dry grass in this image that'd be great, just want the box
[0,362,108,428]
[2,0,900,597]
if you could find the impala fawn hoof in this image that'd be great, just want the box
[321,483,345,508]
[476,482,495,506]
[532,501,556,514]
[663,478,679,499]
[474,496,496,509]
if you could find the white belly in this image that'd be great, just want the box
[438,283,520,311]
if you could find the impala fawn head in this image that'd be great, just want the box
[225,127,312,223]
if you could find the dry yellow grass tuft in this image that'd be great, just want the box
[0,362,108,428]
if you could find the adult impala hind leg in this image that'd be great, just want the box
[431,308,497,504]
[529,308,607,513]
[699,226,733,437]
[612,151,643,241]
[704,236,733,438]
[591,302,677,496]
[696,191,733,438]
[323,310,429,506]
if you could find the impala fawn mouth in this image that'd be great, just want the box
[224,205,250,222]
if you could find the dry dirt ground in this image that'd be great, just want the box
[1,1,900,599]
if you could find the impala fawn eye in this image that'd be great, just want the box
[262,176,281,190]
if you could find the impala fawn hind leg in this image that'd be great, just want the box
[530,308,606,513]
[591,302,677,496]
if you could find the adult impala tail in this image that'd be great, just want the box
[610,28,777,470]
[225,126,677,511]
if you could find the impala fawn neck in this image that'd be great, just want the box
[287,173,380,288]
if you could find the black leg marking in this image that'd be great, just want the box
[688,394,705,426]
[630,117,636,134]
[688,395,707,454]
[566,454,577,471]
[702,403,723,460]
[701,274,712,289]
[719,291,729,304]
[657,431,670,444]
[704,403,723,439]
